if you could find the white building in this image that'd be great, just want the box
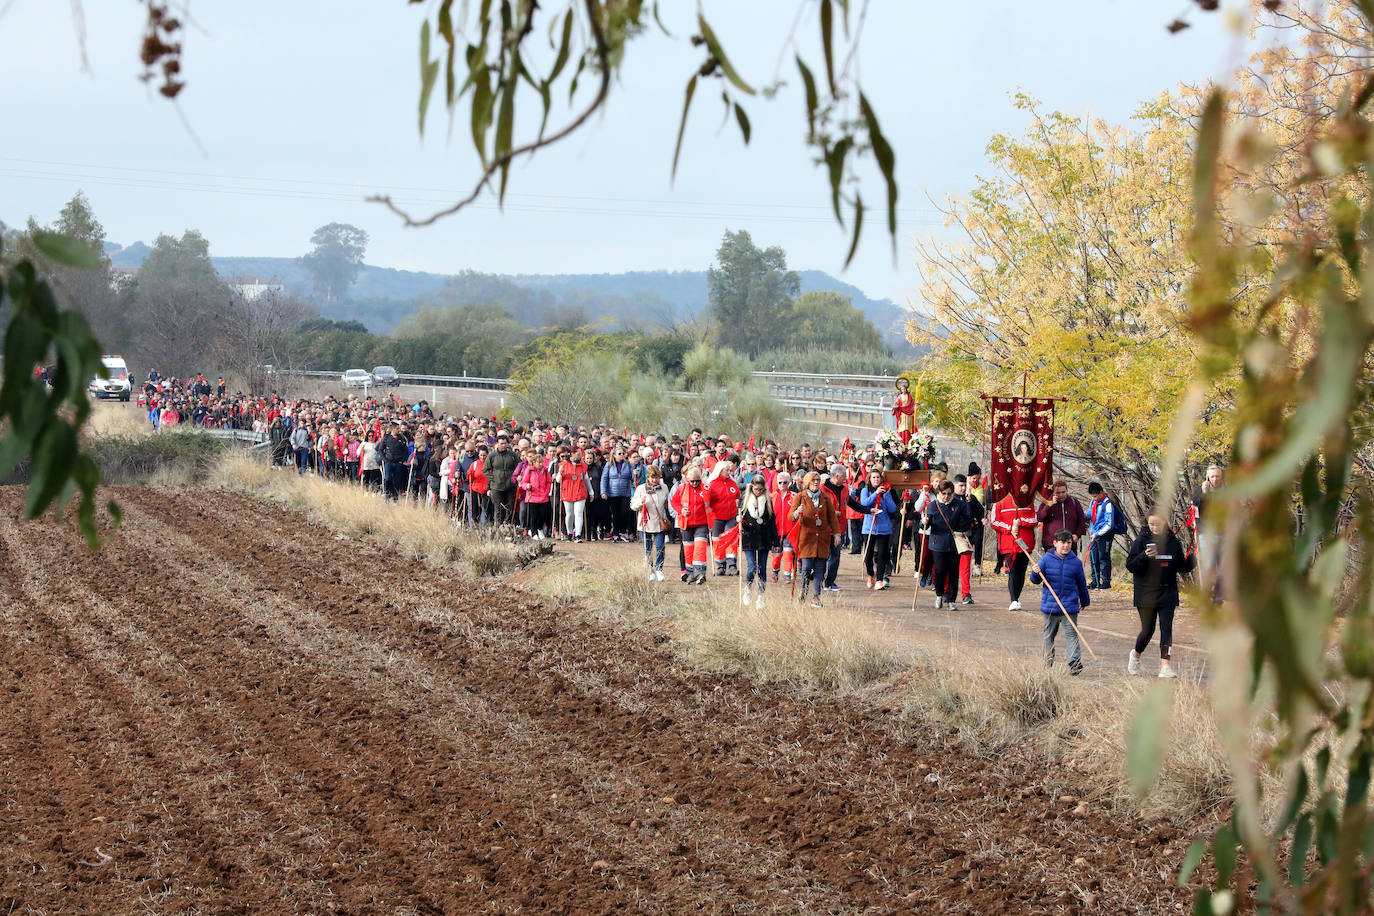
[232,276,285,302]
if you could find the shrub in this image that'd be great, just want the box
[753,348,909,377]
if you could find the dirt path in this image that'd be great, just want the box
[548,537,1209,682]
[1,487,1194,913]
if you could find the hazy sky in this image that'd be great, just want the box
[1,1,1249,309]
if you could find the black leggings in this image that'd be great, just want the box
[971,525,984,566]
[1134,605,1176,658]
[932,550,959,602]
[1007,552,1030,600]
[610,495,632,536]
[863,532,892,581]
[523,501,549,534]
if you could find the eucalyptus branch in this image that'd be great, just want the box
[370,0,612,228]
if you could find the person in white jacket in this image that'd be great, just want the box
[631,465,672,580]
[438,446,458,510]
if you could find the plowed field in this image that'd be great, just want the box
[0,487,1193,914]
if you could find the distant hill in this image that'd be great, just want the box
[100,245,914,351]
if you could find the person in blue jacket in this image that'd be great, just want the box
[857,469,898,590]
[1086,481,1117,589]
[1029,529,1093,675]
[600,447,636,541]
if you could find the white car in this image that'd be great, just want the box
[341,368,373,389]
[89,355,132,401]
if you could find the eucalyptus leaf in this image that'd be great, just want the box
[697,16,754,96]
[32,230,99,270]
[671,75,698,181]
[1128,683,1172,798]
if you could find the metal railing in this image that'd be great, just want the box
[750,370,895,387]
[287,368,895,406]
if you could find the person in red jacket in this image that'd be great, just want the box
[989,492,1041,611]
[673,465,712,584]
[707,460,741,576]
[770,471,798,581]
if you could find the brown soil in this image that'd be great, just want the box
[0,487,1194,914]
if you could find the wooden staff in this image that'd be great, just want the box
[736,500,752,604]
[1017,542,1097,661]
[859,484,889,583]
[910,522,929,613]
[892,498,910,575]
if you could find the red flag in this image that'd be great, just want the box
[748,434,756,450]
[988,397,1055,508]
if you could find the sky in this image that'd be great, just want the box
[0,1,1252,311]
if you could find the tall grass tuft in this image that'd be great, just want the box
[677,590,905,691]
[211,451,521,574]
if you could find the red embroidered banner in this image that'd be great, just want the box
[988,397,1056,508]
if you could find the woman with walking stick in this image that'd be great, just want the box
[857,469,897,590]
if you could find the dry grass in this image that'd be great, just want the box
[211,452,520,575]
[85,403,152,439]
[675,589,905,692]
[889,645,1235,821]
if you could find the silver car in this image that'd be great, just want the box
[341,369,372,389]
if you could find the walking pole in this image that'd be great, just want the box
[910,524,929,612]
[892,499,910,575]
[737,504,748,606]
[1017,542,1097,661]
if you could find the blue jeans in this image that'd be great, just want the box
[824,543,842,588]
[799,557,823,598]
[642,531,666,571]
[295,447,310,474]
[743,549,768,593]
[1090,536,1113,587]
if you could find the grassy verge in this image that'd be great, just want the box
[211,451,533,576]
[4,428,232,487]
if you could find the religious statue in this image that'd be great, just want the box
[891,376,916,444]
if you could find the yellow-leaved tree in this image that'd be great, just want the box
[911,92,1234,515]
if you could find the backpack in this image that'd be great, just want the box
[1108,497,1129,536]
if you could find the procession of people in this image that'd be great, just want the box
[131,368,1214,679]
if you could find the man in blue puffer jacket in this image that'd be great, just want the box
[1029,529,1092,675]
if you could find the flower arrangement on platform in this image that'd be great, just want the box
[873,431,938,470]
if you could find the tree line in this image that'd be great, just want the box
[2,198,898,392]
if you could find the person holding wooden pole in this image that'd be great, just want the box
[1027,529,1096,674]
[857,469,897,590]
[990,491,1040,611]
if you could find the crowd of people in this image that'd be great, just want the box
[130,370,1221,679]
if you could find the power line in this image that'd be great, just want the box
[0,156,944,220]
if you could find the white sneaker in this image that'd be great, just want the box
[755,594,765,609]
[934,597,944,609]
[1159,660,1178,679]
[741,592,751,607]
[1008,600,1021,611]
[655,570,665,581]
[1128,650,1141,675]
